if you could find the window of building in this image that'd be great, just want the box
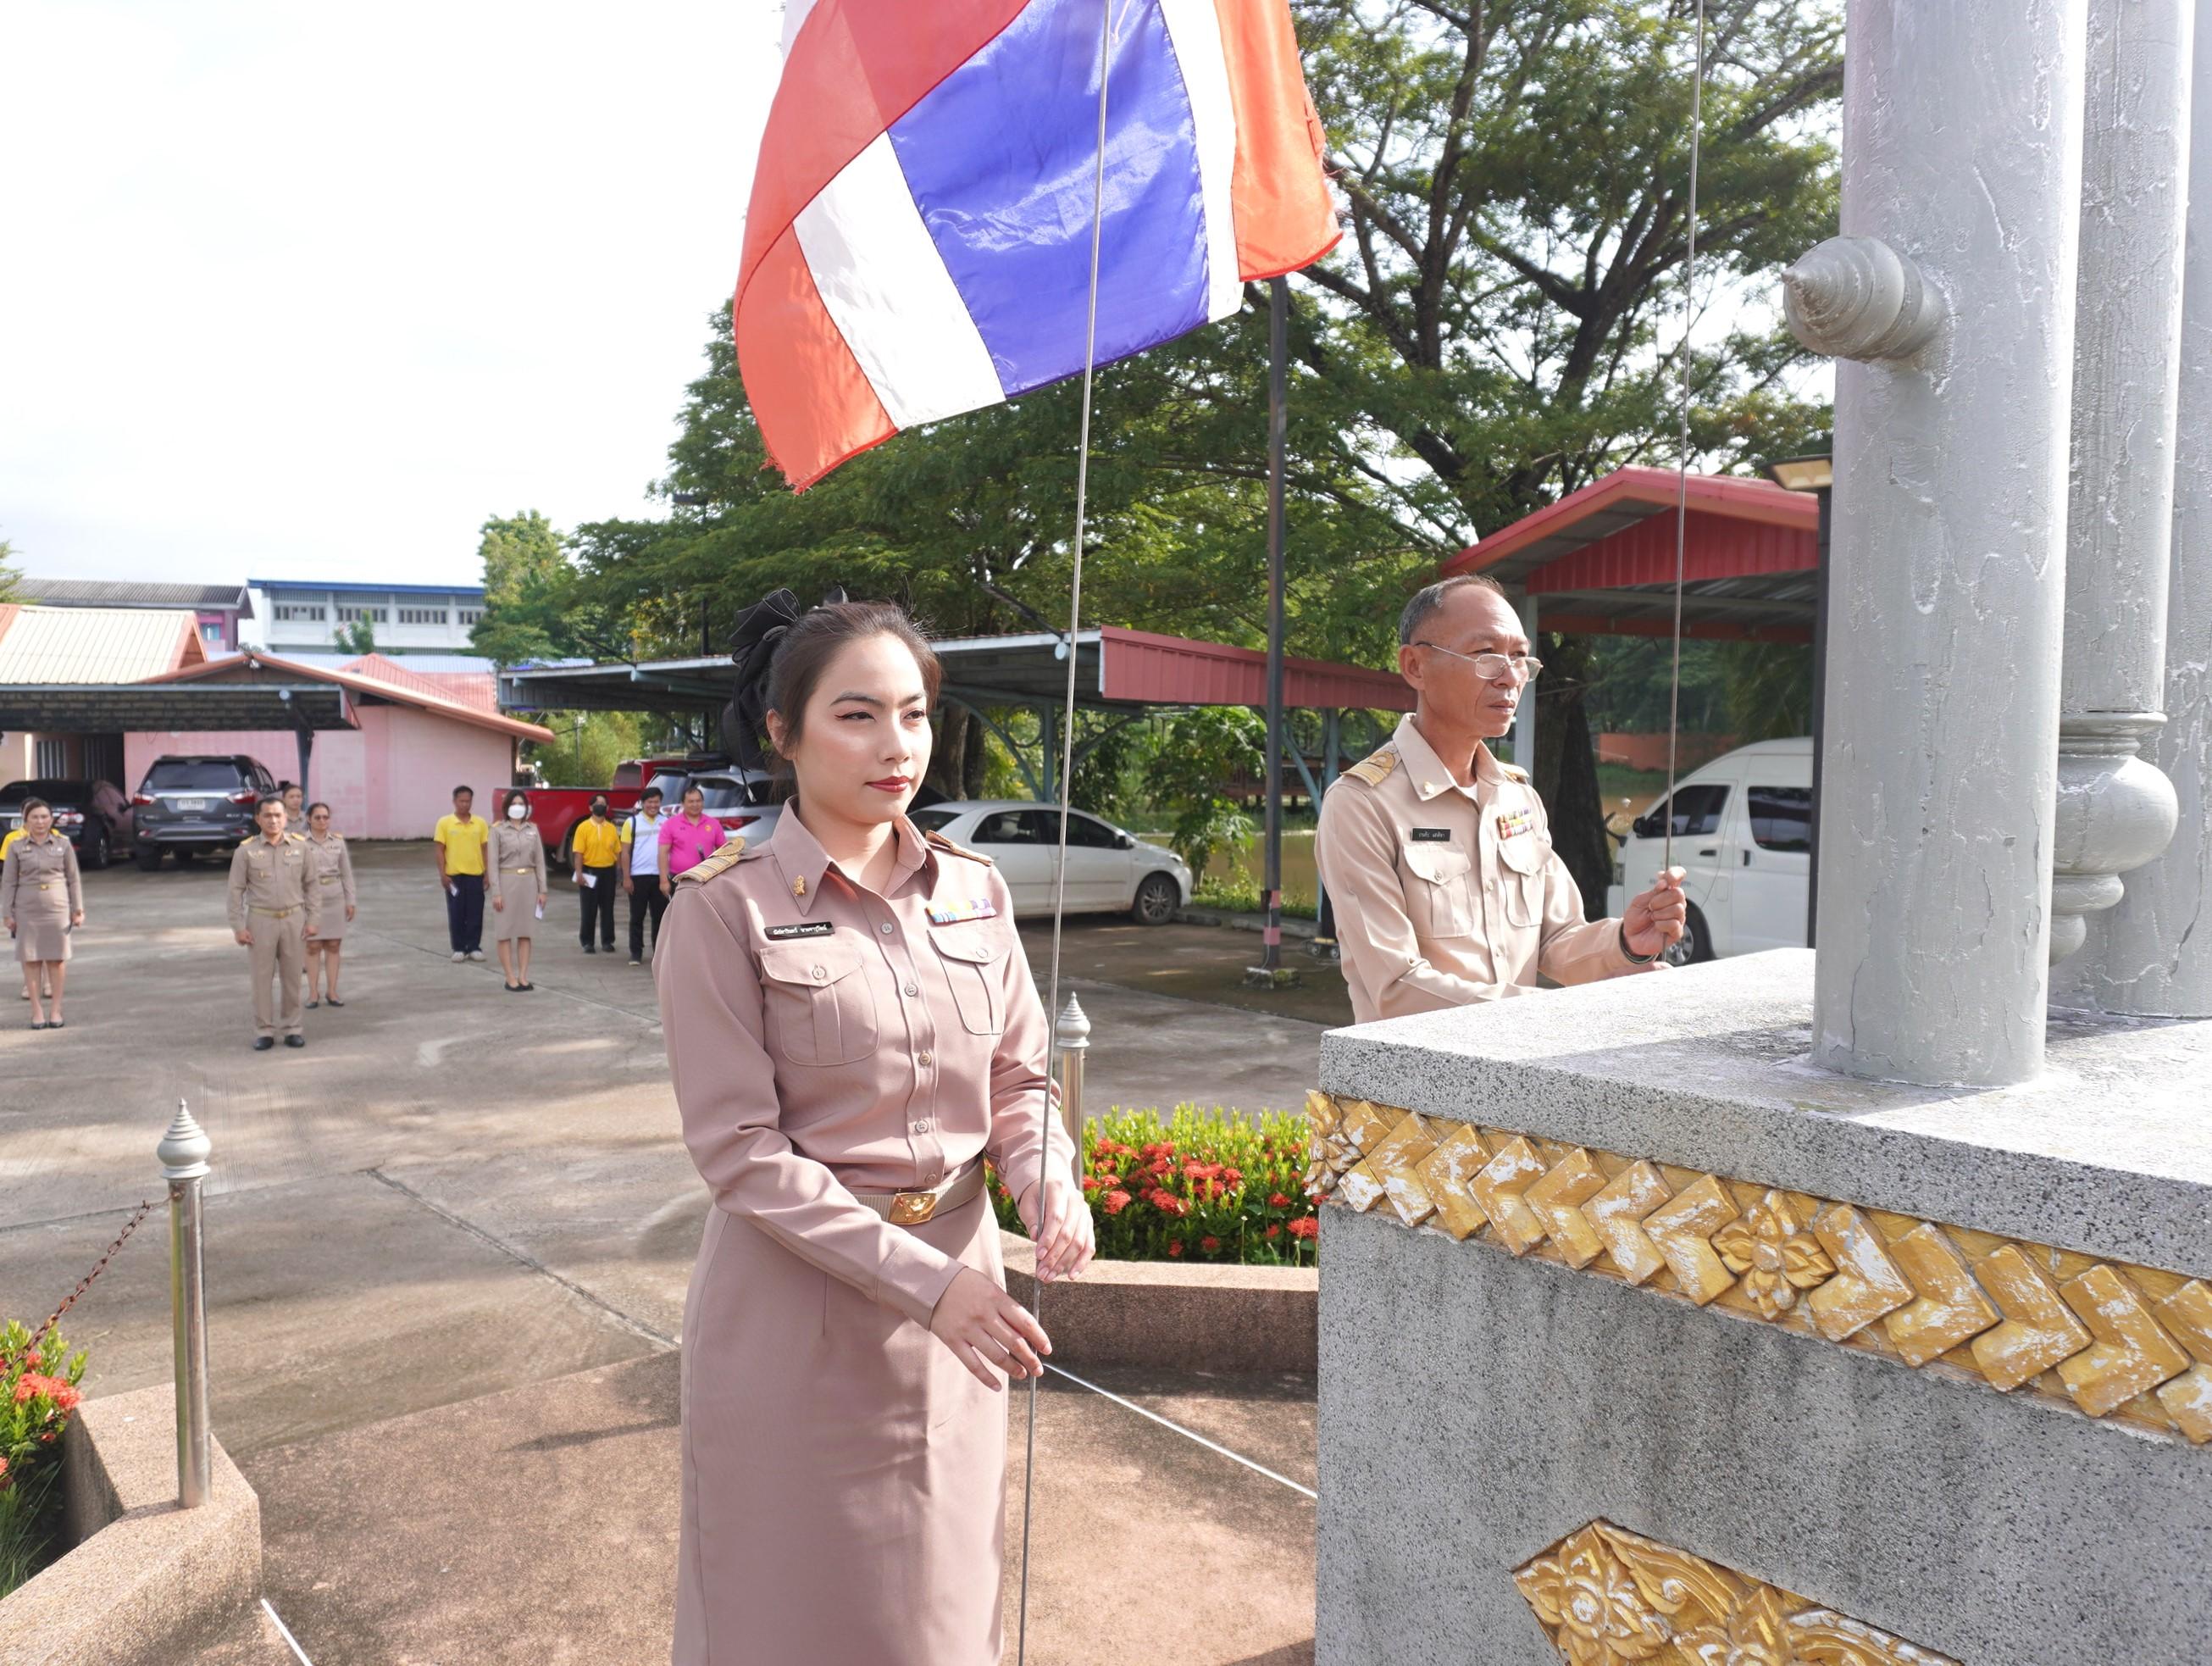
[457,608,485,626]
[335,605,388,624]
[1747,786,1813,852]
[273,603,326,623]
[34,739,68,777]
[397,607,446,625]
[200,622,223,643]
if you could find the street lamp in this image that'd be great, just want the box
[1764,453,1832,492]
[1763,444,1833,949]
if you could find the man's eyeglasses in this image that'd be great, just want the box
[1412,641,1544,681]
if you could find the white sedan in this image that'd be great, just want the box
[906,800,1192,925]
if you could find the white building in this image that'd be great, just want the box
[242,579,488,658]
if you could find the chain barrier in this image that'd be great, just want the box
[5,1197,157,1367]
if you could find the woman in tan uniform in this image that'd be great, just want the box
[656,595,1094,1665]
[302,802,358,1008]
[489,789,546,991]
[2,800,84,1030]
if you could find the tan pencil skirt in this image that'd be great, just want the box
[491,869,540,942]
[12,900,70,963]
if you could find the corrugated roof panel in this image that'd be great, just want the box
[0,608,192,683]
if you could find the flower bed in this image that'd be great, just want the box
[992,1105,1317,1266]
[1,1320,87,1598]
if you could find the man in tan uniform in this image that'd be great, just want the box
[229,797,320,1051]
[1317,573,1687,1023]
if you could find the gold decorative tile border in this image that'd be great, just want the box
[1305,1091,2212,1446]
[1515,1519,1957,1665]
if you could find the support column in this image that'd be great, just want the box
[1512,591,1538,773]
[1786,0,2089,1086]
[2088,4,2212,1017]
[2048,0,2193,965]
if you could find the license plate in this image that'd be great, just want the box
[180,799,209,813]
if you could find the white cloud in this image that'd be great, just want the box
[0,1,784,586]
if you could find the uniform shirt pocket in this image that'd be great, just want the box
[1400,842,1475,938]
[1496,830,1550,928]
[759,941,879,1067]
[929,930,1004,1036]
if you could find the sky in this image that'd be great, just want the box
[0,1,786,589]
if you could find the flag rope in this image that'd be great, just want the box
[1662,0,1708,889]
[1017,2,1119,1658]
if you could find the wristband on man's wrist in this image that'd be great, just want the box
[1618,920,1661,965]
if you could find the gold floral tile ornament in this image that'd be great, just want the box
[1516,1519,1958,1666]
[1306,1093,2212,1446]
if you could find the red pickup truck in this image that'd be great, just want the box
[518,755,776,861]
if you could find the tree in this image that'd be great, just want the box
[333,617,376,656]
[0,539,19,604]
[471,512,572,666]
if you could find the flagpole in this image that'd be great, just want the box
[1260,276,1289,977]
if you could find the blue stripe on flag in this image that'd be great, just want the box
[888,0,1210,398]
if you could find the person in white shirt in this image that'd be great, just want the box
[620,786,673,966]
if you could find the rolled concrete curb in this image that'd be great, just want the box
[1,1382,261,1666]
[1001,1230,1317,1374]
[1173,907,1322,939]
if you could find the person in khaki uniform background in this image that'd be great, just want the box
[656,592,1092,1666]
[3,800,83,1030]
[1317,574,1687,1024]
[302,802,357,1008]
[228,797,319,1051]
[2,824,53,1008]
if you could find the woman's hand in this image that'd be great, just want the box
[492,893,504,912]
[929,1266,1051,1390]
[346,904,357,922]
[1017,1169,1096,1283]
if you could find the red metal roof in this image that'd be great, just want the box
[1098,627,1412,712]
[145,649,554,741]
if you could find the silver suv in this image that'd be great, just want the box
[131,754,276,869]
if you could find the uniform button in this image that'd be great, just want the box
[904,983,919,997]
[912,1120,929,1133]
[811,965,826,980]
[918,1051,933,1067]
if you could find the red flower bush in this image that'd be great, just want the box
[3,1319,89,1595]
[991,1106,1318,1267]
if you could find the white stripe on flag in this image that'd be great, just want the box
[779,0,818,56]
[1158,0,1243,320]
[795,133,1008,430]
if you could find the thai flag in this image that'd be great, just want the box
[736,0,1339,490]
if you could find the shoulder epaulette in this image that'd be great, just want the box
[1497,762,1531,785]
[288,832,308,843]
[924,829,995,867]
[677,836,748,886]
[1343,746,1400,788]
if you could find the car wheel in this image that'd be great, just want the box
[1665,901,1715,967]
[84,827,110,870]
[1131,872,1179,926]
[136,842,164,872]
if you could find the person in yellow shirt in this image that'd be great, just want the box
[1,826,47,1005]
[569,795,623,953]
[433,786,492,962]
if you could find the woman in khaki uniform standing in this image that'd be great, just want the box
[2,800,84,1030]
[489,789,546,991]
[656,595,1094,1666]
[302,802,358,1008]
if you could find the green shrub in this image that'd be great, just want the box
[992,1105,1317,1266]
[1,1319,88,1598]
[1189,875,1321,919]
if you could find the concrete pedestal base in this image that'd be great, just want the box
[1314,952,2212,1664]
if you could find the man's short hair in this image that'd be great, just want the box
[257,796,285,816]
[682,784,704,800]
[641,786,663,802]
[1399,573,1509,646]
[452,785,473,798]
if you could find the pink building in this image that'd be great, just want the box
[130,652,552,840]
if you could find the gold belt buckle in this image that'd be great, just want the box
[888,1190,938,1226]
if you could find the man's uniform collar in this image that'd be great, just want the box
[768,805,932,916]
[1392,714,1510,802]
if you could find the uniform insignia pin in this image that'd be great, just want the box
[793,875,807,897]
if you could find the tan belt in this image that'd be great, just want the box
[852,1163,984,1227]
[504,867,536,874]
[250,906,297,918]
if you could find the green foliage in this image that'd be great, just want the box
[332,617,376,656]
[0,539,19,605]
[524,709,646,788]
[1,1319,88,1598]
[1141,707,1264,880]
[991,1107,1319,1265]
[471,511,573,666]
[1719,641,1813,740]
[1190,875,1321,920]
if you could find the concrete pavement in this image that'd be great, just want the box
[0,844,1322,1663]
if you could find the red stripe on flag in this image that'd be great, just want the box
[1213,0,1340,279]
[735,233,895,491]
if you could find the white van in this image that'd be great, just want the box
[1607,737,1812,964]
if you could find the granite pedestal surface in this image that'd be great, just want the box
[1314,951,2212,1665]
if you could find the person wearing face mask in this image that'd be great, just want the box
[490,788,547,991]
[302,802,357,1008]
[654,591,1091,1666]
[2,799,84,1030]
[1315,573,1688,1023]
[570,795,623,954]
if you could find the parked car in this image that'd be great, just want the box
[684,770,782,845]
[0,779,137,870]
[130,755,277,869]
[1610,737,1812,964]
[906,801,1191,925]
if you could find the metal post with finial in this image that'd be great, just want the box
[1053,992,1090,1152]
[157,1098,212,1508]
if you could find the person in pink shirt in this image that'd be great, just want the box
[657,785,727,896]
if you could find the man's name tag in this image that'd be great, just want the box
[1410,827,1453,842]
[763,921,834,941]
